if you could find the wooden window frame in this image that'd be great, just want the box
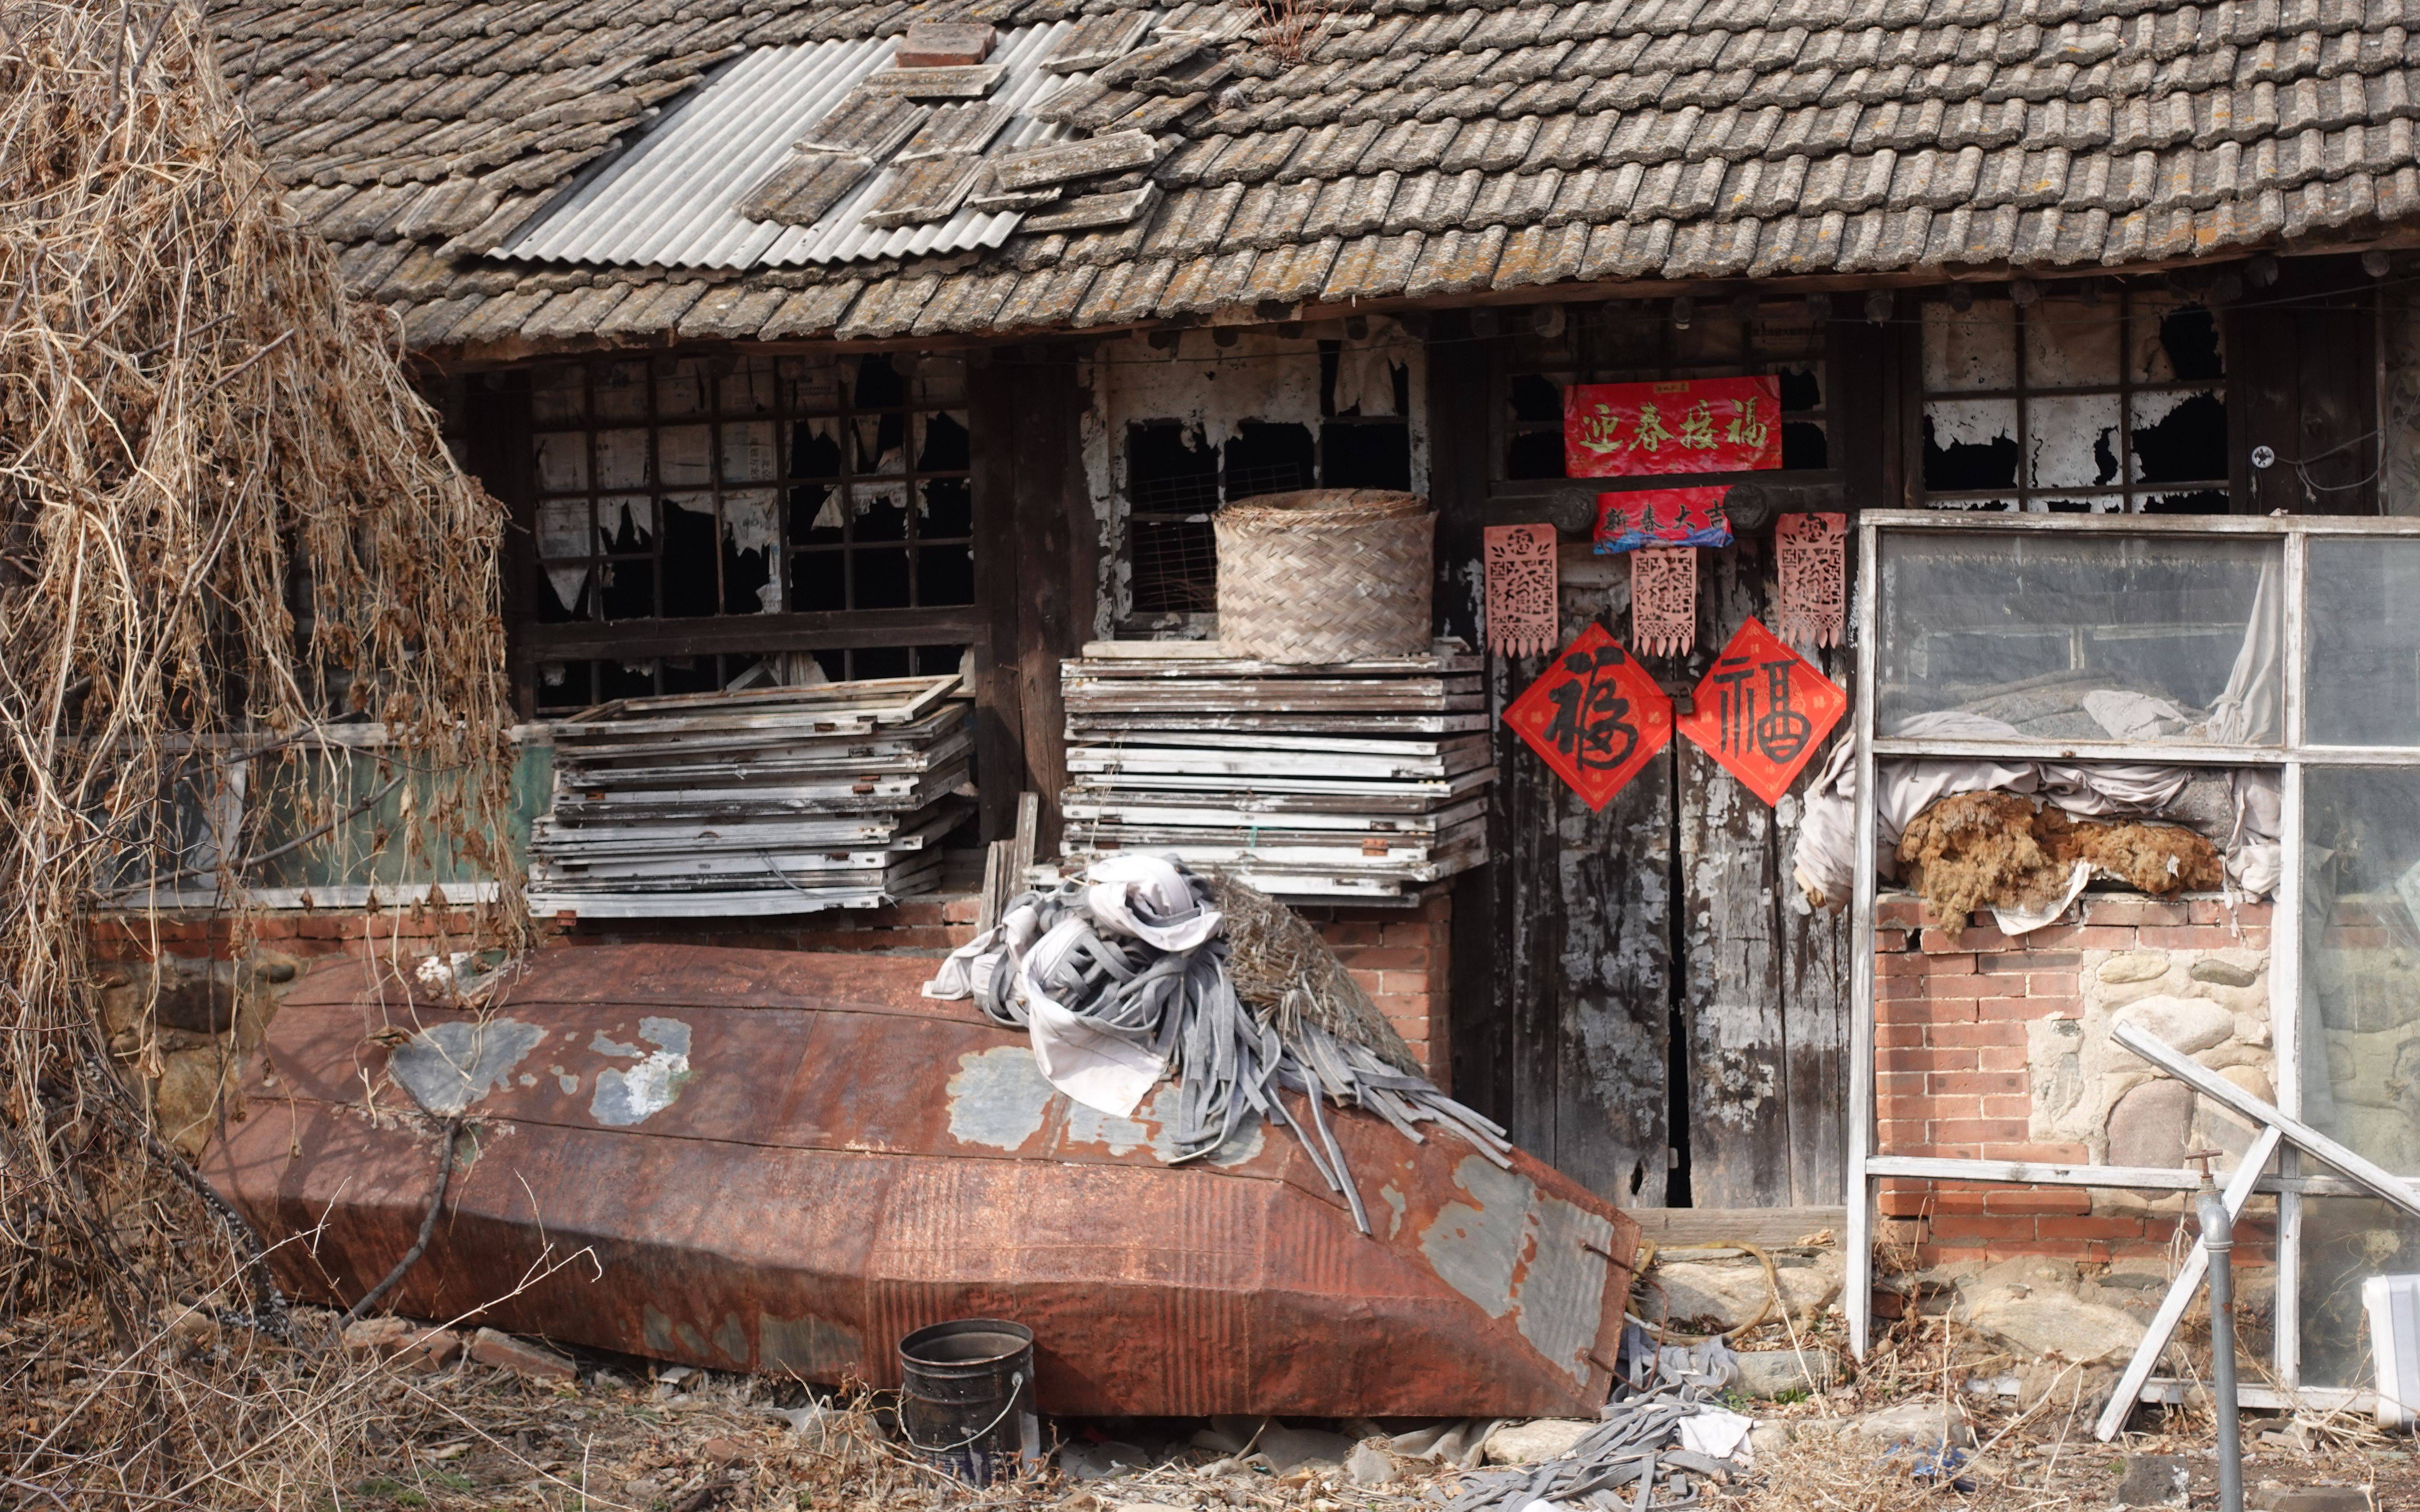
[1910,288,2234,515]
[513,350,982,707]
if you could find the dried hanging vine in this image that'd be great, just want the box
[0,0,521,1502]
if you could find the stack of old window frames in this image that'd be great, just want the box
[1057,642,1493,902]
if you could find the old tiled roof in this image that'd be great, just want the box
[214,0,2420,354]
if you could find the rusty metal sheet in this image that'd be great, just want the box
[202,945,1638,1417]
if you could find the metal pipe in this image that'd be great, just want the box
[2197,1171,2244,1512]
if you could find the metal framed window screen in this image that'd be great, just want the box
[1844,508,2420,1418]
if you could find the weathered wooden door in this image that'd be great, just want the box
[1434,306,1891,1211]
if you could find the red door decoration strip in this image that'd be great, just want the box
[1482,523,1559,658]
[1504,623,1673,811]
[1593,485,1734,554]
[1773,512,1848,649]
[1675,617,1847,806]
[1564,376,1784,477]
[1630,548,1698,657]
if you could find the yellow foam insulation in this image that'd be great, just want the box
[1898,791,2222,939]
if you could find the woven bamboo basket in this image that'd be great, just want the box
[1213,489,1435,663]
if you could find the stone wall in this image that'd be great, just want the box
[1876,893,2278,1265]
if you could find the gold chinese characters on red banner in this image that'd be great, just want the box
[1675,617,1846,806]
[1504,623,1673,810]
[1564,376,1784,477]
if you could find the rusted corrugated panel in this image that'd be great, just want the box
[202,945,1636,1417]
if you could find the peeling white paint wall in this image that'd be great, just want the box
[1079,323,1431,635]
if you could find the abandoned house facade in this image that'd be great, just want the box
[163,0,2420,1400]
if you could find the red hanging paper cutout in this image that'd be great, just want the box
[1774,512,1848,649]
[1483,523,1559,657]
[1564,376,1784,477]
[1675,617,1847,806]
[1631,548,1698,657]
[1504,623,1673,811]
[1594,486,1734,554]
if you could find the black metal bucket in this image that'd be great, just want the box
[896,1318,1040,1485]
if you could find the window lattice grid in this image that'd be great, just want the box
[1916,288,2230,514]
[527,352,974,627]
[524,352,974,707]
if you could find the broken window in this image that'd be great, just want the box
[1501,300,1829,479]
[1112,326,1419,623]
[1918,289,2229,513]
[524,352,975,706]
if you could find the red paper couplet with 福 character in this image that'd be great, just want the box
[1504,623,1673,810]
[1564,376,1784,477]
[1675,617,1847,806]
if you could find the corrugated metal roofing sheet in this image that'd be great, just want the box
[491,21,1080,271]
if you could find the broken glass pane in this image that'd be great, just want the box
[2133,296,2225,382]
[1876,531,2282,742]
[2026,393,2123,487]
[923,478,973,538]
[793,548,844,612]
[1921,398,2018,490]
[600,558,655,622]
[916,544,976,606]
[722,489,781,615]
[2129,390,2228,485]
[2022,299,2120,388]
[1921,300,2017,391]
[856,547,911,608]
[659,493,718,619]
[599,495,655,553]
[2307,538,2420,745]
[919,411,971,473]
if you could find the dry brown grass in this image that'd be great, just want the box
[0,0,523,1504]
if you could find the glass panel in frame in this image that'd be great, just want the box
[1875,531,2283,743]
[2306,538,2420,747]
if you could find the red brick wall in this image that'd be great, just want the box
[1299,896,1454,1091]
[1876,893,2274,1265]
[97,893,1456,1081]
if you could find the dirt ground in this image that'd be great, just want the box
[13,1298,2412,1510]
[263,1320,2412,1512]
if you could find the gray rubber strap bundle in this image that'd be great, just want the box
[972,863,1513,1235]
[1440,1343,1746,1512]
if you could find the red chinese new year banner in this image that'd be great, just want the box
[1675,617,1846,806]
[1593,485,1735,553]
[1504,623,1673,811]
[1565,376,1784,477]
